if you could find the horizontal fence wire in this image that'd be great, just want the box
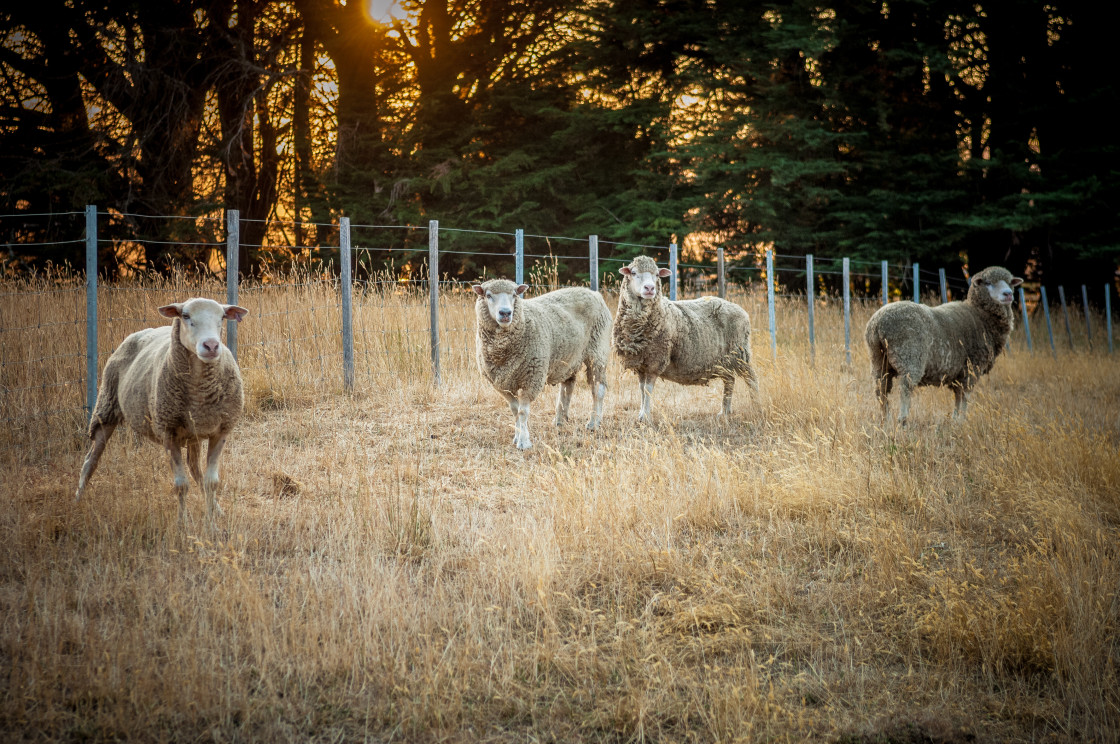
[1,209,1116,463]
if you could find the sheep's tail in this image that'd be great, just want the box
[87,360,124,437]
[731,343,760,396]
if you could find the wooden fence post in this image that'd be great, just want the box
[1018,287,1032,352]
[1041,286,1056,357]
[669,242,678,301]
[843,257,851,366]
[717,246,726,299]
[806,254,815,363]
[429,220,441,386]
[766,249,777,360]
[589,234,598,292]
[1081,284,1092,349]
[225,209,239,361]
[85,205,98,421]
[340,216,354,391]
[515,228,524,285]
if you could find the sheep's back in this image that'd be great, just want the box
[866,301,992,383]
[661,298,750,382]
[115,327,175,439]
[523,288,609,383]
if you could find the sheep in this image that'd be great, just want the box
[865,265,1023,424]
[612,255,758,421]
[472,279,612,450]
[75,297,248,521]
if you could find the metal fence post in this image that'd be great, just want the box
[766,249,777,360]
[85,205,98,421]
[806,254,815,362]
[225,209,239,361]
[1058,285,1073,349]
[669,242,678,301]
[1081,284,1092,349]
[515,228,524,285]
[912,262,920,303]
[1018,287,1032,352]
[843,257,851,366]
[938,268,947,304]
[589,234,598,292]
[717,246,726,299]
[1106,285,1114,355]
[881,260,889,305]
[1041,286,1056,357]
[340,216,354,391]
[429,220,441,386]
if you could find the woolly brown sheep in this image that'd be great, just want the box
[865,265,1023,424]
[613,255,758,421]
[75,298,248,521]
[473,279,611,450]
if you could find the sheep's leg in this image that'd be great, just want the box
[186,440,204,485]
[952,385,970,419]
[719,376,735,418]
[514,394,533,450]
[555,377,575,426]
[896,376,914,425]
[587,365,607,431]
[500,392,520,446]
[871,350,894,423]
[75,423,117,500]
[166,444,190,522]
[638,374,656,423]
[202,434,229,520]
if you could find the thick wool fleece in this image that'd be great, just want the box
[89,317,244,446]
[612,256,756,388]
[474,280,611,401]
[865,265,1017,408]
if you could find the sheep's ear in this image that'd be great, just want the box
[1010,277,1023,288]
[472,284,486,297]
[657,268,672,278]
[158,303,183,319]
[223,305,249,322]
[515,284,529,297]
[619,267,633,276]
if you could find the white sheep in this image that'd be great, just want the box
[865,265,1023,423]
[612,255,758,421]
[75,297,248,521]
[472,279,612,450]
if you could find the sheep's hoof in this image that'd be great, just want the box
[586,420,600,431]
[516,440,533,451]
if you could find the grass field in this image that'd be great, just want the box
[1,275,1118,742]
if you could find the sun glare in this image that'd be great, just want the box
[366,0,406,24]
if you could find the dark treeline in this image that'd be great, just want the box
[1,1,1116,287]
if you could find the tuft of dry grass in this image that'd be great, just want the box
[1,278,1118,742]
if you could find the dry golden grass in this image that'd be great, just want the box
[1,275,1118,742]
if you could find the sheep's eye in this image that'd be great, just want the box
[181,313,190,320]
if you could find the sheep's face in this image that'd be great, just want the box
[159,298,248,362]
[473,280,527,328]
[968,267,1023,307]
[620,257,671,300]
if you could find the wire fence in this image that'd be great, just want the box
[1,207,1116,461]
